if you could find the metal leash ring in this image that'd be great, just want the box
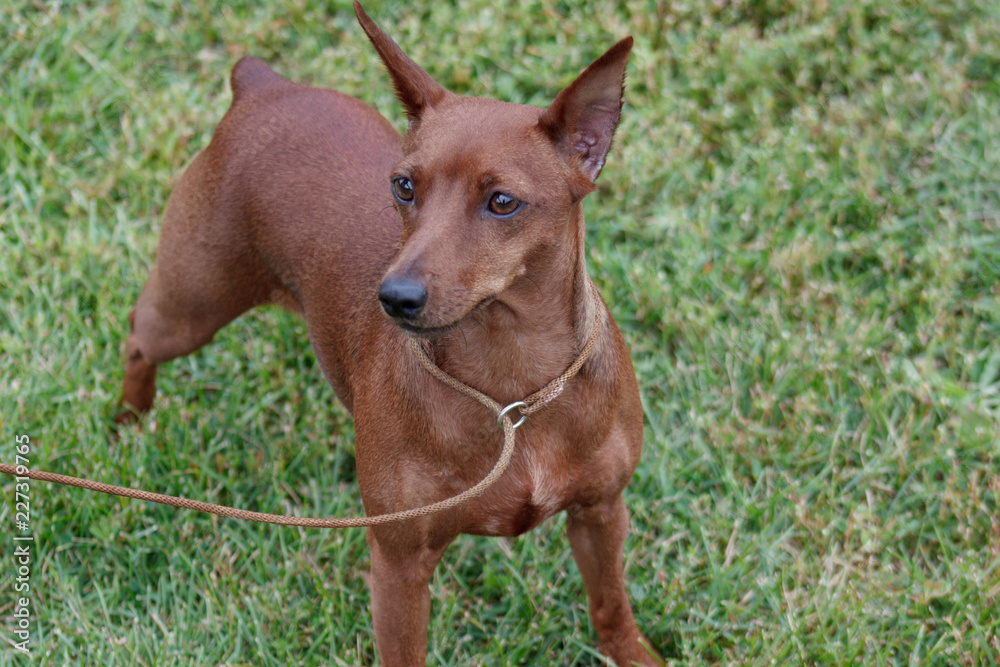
[497,401,528,429]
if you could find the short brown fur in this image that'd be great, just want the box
[118,3,661,665]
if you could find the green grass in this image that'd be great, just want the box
[2,0,1000,664]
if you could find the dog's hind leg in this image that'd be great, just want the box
[116,270,258,424]
[116,153,277,424]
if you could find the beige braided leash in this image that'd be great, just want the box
[0,287,603,528]
[0,426,515,528]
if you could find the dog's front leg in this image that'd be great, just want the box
[567,494,663,666]
[366,525,449,666]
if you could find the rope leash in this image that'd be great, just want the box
[0,287,602,528]
[0,421,517,528]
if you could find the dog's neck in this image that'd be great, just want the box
[428,204,598,404]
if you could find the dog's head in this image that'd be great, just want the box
[355,1,631,335]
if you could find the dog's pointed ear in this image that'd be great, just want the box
[354,1,447,121]
[539,37,633,187]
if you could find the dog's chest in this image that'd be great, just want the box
[420,381,622,538]
[462,434,586,537]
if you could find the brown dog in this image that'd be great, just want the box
[118,3,660,665]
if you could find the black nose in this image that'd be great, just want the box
[378,276,428,319]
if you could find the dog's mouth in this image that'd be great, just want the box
[396,320,460,338]
[391,294,498,339]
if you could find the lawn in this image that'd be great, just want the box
[2,0,999,664]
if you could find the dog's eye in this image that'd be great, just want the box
[392,177,414,203]
[488,192,519,216]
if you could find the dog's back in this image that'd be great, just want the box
[220,56,403,301]
[122,57,404,411]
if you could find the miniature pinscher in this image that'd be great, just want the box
[118,3,661,664]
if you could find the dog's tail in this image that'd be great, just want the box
[230,56,285,103]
